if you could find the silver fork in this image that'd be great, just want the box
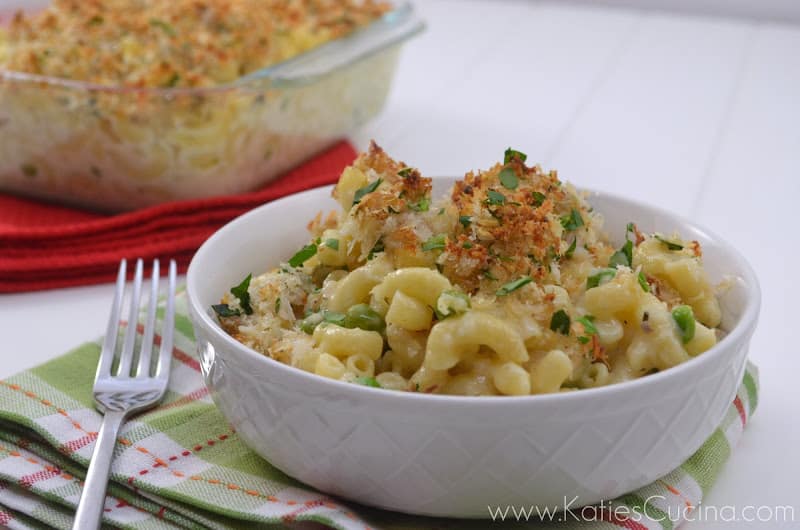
[73,259,177,530]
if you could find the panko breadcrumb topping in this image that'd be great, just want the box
[324,142,608,297]
[443,159,573,292]
[212,142,725,396]
[0,0,390,87]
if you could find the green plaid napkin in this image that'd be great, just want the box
[0,289,759,529]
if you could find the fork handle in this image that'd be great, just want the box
[73,410,127,530]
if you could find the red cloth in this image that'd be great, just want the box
[0,141,357,293]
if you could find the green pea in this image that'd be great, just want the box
[671,305,696,343]
[322,311,347,327]
[344,304,385,332]
[355,376,381,388]
[299,312,324,334]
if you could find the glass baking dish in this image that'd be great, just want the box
[0,3,423,212]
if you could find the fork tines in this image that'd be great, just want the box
[95,259,176,382]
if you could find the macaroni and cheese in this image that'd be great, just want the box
[0,0,395,210]
[215,143,724,396]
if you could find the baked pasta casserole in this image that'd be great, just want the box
[0,0,397,210]
[215,143,724,396]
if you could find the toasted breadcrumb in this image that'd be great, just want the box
[0,0,389,87]
[214,141,724,395]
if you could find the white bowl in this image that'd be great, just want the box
[186,179,760,518]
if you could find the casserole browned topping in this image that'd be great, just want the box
[0,0,390,87]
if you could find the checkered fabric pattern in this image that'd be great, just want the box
[0,290,759,529]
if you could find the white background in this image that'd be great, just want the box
[1,1,799,528]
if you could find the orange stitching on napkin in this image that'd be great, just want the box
[0,380,127,446]
[157,471,350,515]
[658,479,694,509]
[132,431,235,475]
[0,381,91,436]
[282,499,328,523]
[0,442,156,517]
[155,386,210,411]
[0,380,344,516]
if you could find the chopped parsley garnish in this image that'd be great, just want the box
[504,148,528,164]
[564,238,577,259]
[638,271,650,292]
[609,223,635,267]
[212,304,240,318]
[397,167,414,178]
[438,208,445,215]
[655,235,684,251]
[352,178,382,205]
[496,276,532,296]
[324,238,339,250]
[560,208,584,231]
[671,305,695,343]
[550,309,570,335]
[483,269,498,281]
[586,268,616,289]
[609,240,633,268]
[576,315,597,336]
[485,190,506,206]
[229,274,253,315]
[408,196,430,212]
[355,376,381,388]
[422,234,447,251]
[531,191,546,207]
[462,242,473,249]
[149,18,176,37]
[288,243,317,267]
[576,315,597,343]
[459,215,472,228]
[498,168,519,190]
[274,298,281,313]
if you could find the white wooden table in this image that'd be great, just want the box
[1,1,798,527]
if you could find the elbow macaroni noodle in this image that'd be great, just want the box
[216,143,725,395]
